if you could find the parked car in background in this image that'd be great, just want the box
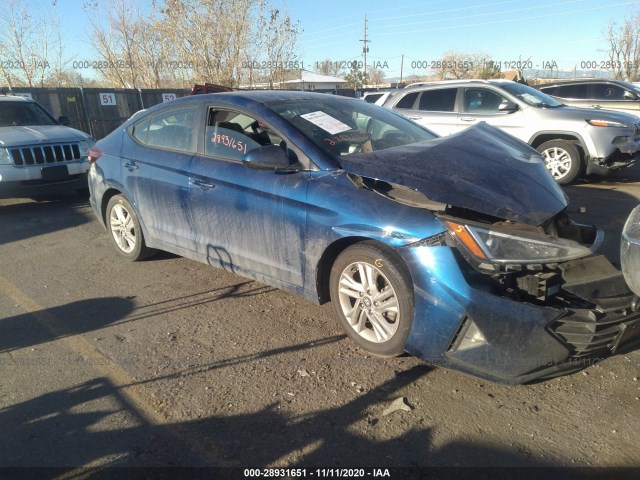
[382,79,640,184]
[537,79,640,117]
[362,90,395,106]
[191,83,234,95]
[88,91,640,384]
[622,204,640,297]
[0,93,95,198]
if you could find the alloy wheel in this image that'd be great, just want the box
[541,146,572,180]
[337,261,400,343]
[109,203,136,254]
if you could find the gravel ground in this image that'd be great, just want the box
[1,167,639,474]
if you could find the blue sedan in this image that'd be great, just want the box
[88,91,640,384]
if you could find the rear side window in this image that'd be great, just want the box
[395,92,419,109]
[551,84,588,99]
[132,106,198,153]
[363,93,383,103]
[417,88,457,112]
[592,83,627,101]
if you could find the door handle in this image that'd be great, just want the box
[124,162,138,171]
[409,116,422,120]
[460,117,477,122]
[191,178,215,191]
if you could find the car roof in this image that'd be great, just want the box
[403,79,513,89]
[0,94,31,102]
[539,79,634,87]
[159,90,363,109]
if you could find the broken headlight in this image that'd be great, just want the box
[443,219,592,266]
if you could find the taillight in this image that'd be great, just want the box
[88,146,103,163]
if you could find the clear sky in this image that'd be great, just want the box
[53,0,639,79]
[277,0,639,78]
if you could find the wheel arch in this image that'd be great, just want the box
[316,237,369,304]
[315,236,414,305]
[100,188,124,225]
[529,132,586,158]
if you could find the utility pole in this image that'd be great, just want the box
[360,14,370,84]
[399,54,404,87]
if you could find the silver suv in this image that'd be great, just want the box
[383,79,640,184]
[0,94,95,198]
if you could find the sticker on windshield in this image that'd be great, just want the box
[300,111,351,135]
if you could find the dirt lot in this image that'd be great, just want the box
[1,168,640,476]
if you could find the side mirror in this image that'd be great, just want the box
[243,145,297,171]
[498,101,518,113]
[58,115,70,126]
[623,90,637,100]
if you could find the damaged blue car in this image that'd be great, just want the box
[88,91,640,384]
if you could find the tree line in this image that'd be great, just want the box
[0,0,300,89]
[0,1,638,89]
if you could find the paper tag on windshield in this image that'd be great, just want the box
[300,111,351,135]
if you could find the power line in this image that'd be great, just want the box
[375,1,635,36]
[301,0,632,47]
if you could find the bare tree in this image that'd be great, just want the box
[476,59,502,79]
[0,0,61,87]
[433,52,478,80]
[605,12,640,81]
[313,59,346,78]
[258,7,301,87]
[82,0,302,88]
[84,0,153,88]
[431,52,505,80]
[158,0,259,87]
[368,68,385,86]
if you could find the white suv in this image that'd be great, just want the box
[383,79,640,184]
[0,94,95,198]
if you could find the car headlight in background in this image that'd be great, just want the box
[78,139,96,160]
[443,219,593,265]
[0,147,11,165]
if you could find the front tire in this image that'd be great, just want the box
[106,194,154,261]
[329,241,414,357]
[537,140,582,185]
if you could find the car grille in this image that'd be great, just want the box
[9,143,81,166]
[551,305,640,357]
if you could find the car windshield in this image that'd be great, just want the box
[499,82,564,108]
[0,101,58,127]
[265,96,437,159]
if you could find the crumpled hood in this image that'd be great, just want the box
[339,122,567,226]
[0,125,90,147]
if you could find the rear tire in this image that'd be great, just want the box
[106,195,154,261]
[537,140,582,185]
[329,241,414,357]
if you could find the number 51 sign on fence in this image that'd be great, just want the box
[100,93,117,106]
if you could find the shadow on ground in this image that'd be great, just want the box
[0,194,92,246]
[0,365,588,478]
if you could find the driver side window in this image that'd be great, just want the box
[205,109,284,161]
[464,89,509,114]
